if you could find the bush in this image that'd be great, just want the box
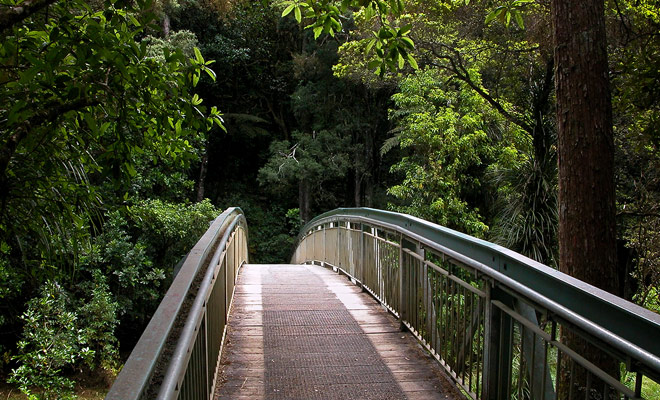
[128,198,220,269]
[9,275,118,399]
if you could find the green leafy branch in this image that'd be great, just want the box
[280,0,417,73]
[485,0,532,29]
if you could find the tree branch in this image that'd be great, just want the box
[0,0,59,33]
[0,97,99,180]
[421,41,535,134]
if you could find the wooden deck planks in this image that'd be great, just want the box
[214,264,462,399]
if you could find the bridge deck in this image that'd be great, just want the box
[214,264,462,399]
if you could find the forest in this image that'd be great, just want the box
[0,0,658,397]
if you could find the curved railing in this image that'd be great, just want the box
[292,207,660,400]
[106,207,248,400]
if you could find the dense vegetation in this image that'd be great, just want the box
[0,0,658,396]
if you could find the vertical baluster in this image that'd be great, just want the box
[518,324,525,399]
[569,359,576,400]
[468,291,474,392]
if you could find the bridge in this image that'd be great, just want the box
[106,207,660,400]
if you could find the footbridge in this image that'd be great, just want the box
[106,207,660,399]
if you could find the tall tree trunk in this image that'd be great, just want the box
[552,0,620,396]
[354,167,361,207]
[365,128,375,208]
[162,13,170,37]
[298,179,310,223]
[195,152,208,202]
[354,141,362,207]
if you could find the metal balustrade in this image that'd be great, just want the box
[106,207,248,400]
[292,208,660,400]
[105,206,660,400]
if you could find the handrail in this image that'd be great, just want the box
[293,207,660,399]
[106,207,248,400]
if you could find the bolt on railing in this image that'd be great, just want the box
[292,208,660,400]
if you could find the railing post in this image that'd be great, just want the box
[359,223,365,287]
[398,233,406,331]
[483,284,514,400]
[399,236,419,332]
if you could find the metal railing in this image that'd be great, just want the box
[292,208,660,400]
[106,207,248,400]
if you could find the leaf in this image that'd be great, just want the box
[282,4,296,17]
[485,7,504,24]
[294,6,302,23]
[330,17,341,31]
[365,38,377,55]
[398,24,412,36]
[377,27,394,39]
[124,162,137,177]
[407,54,418,70]
[368,60,382,70]
[513,11,524,28]
[194,47,203,63]
[314,26,323,39]
[203,66,217,81]
[400,36,415,49]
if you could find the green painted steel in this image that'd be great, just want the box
[106,207,248,400]
[301,207,660,373]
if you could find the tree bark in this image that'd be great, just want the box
[552,0,620,395]
[552,0,618,301]
[195,152,208,202]
[0,0,58,33]
[354,141,362,207]
[162,13,170,37]
[298,179,310,224]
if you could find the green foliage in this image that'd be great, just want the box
[485,0,532,29]
[82,211,163,328]
[0,0,222,278]
[387,68,518,236]
[488,152,558,266]
[216,193,299,263]
[128,199,221,268]
[9,277,118,399]
[278,0,418,72]
[143,30,200,62]
[80,200,220,328]
[259,130,352,192]
[609,0,660,306]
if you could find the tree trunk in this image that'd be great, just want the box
[195,152,208,202]
[354,140,362,207]
[298,179,310,224]
[552,0,620,395]
[162,13,170,37]
[365,128,375,208]
[552,0,618,304]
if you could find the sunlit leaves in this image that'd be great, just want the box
[279,0,418,72]
[485,0,532,29]
[387,68,524,236]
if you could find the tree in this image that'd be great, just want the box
[552,0,620,395]
[386,68,521,237]
[0,0,221,281]
[259,130,351,222]
[552,0,618,298]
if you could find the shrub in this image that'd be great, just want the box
[9,276,118,399]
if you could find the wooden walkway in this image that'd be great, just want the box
[214,264,462,399]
